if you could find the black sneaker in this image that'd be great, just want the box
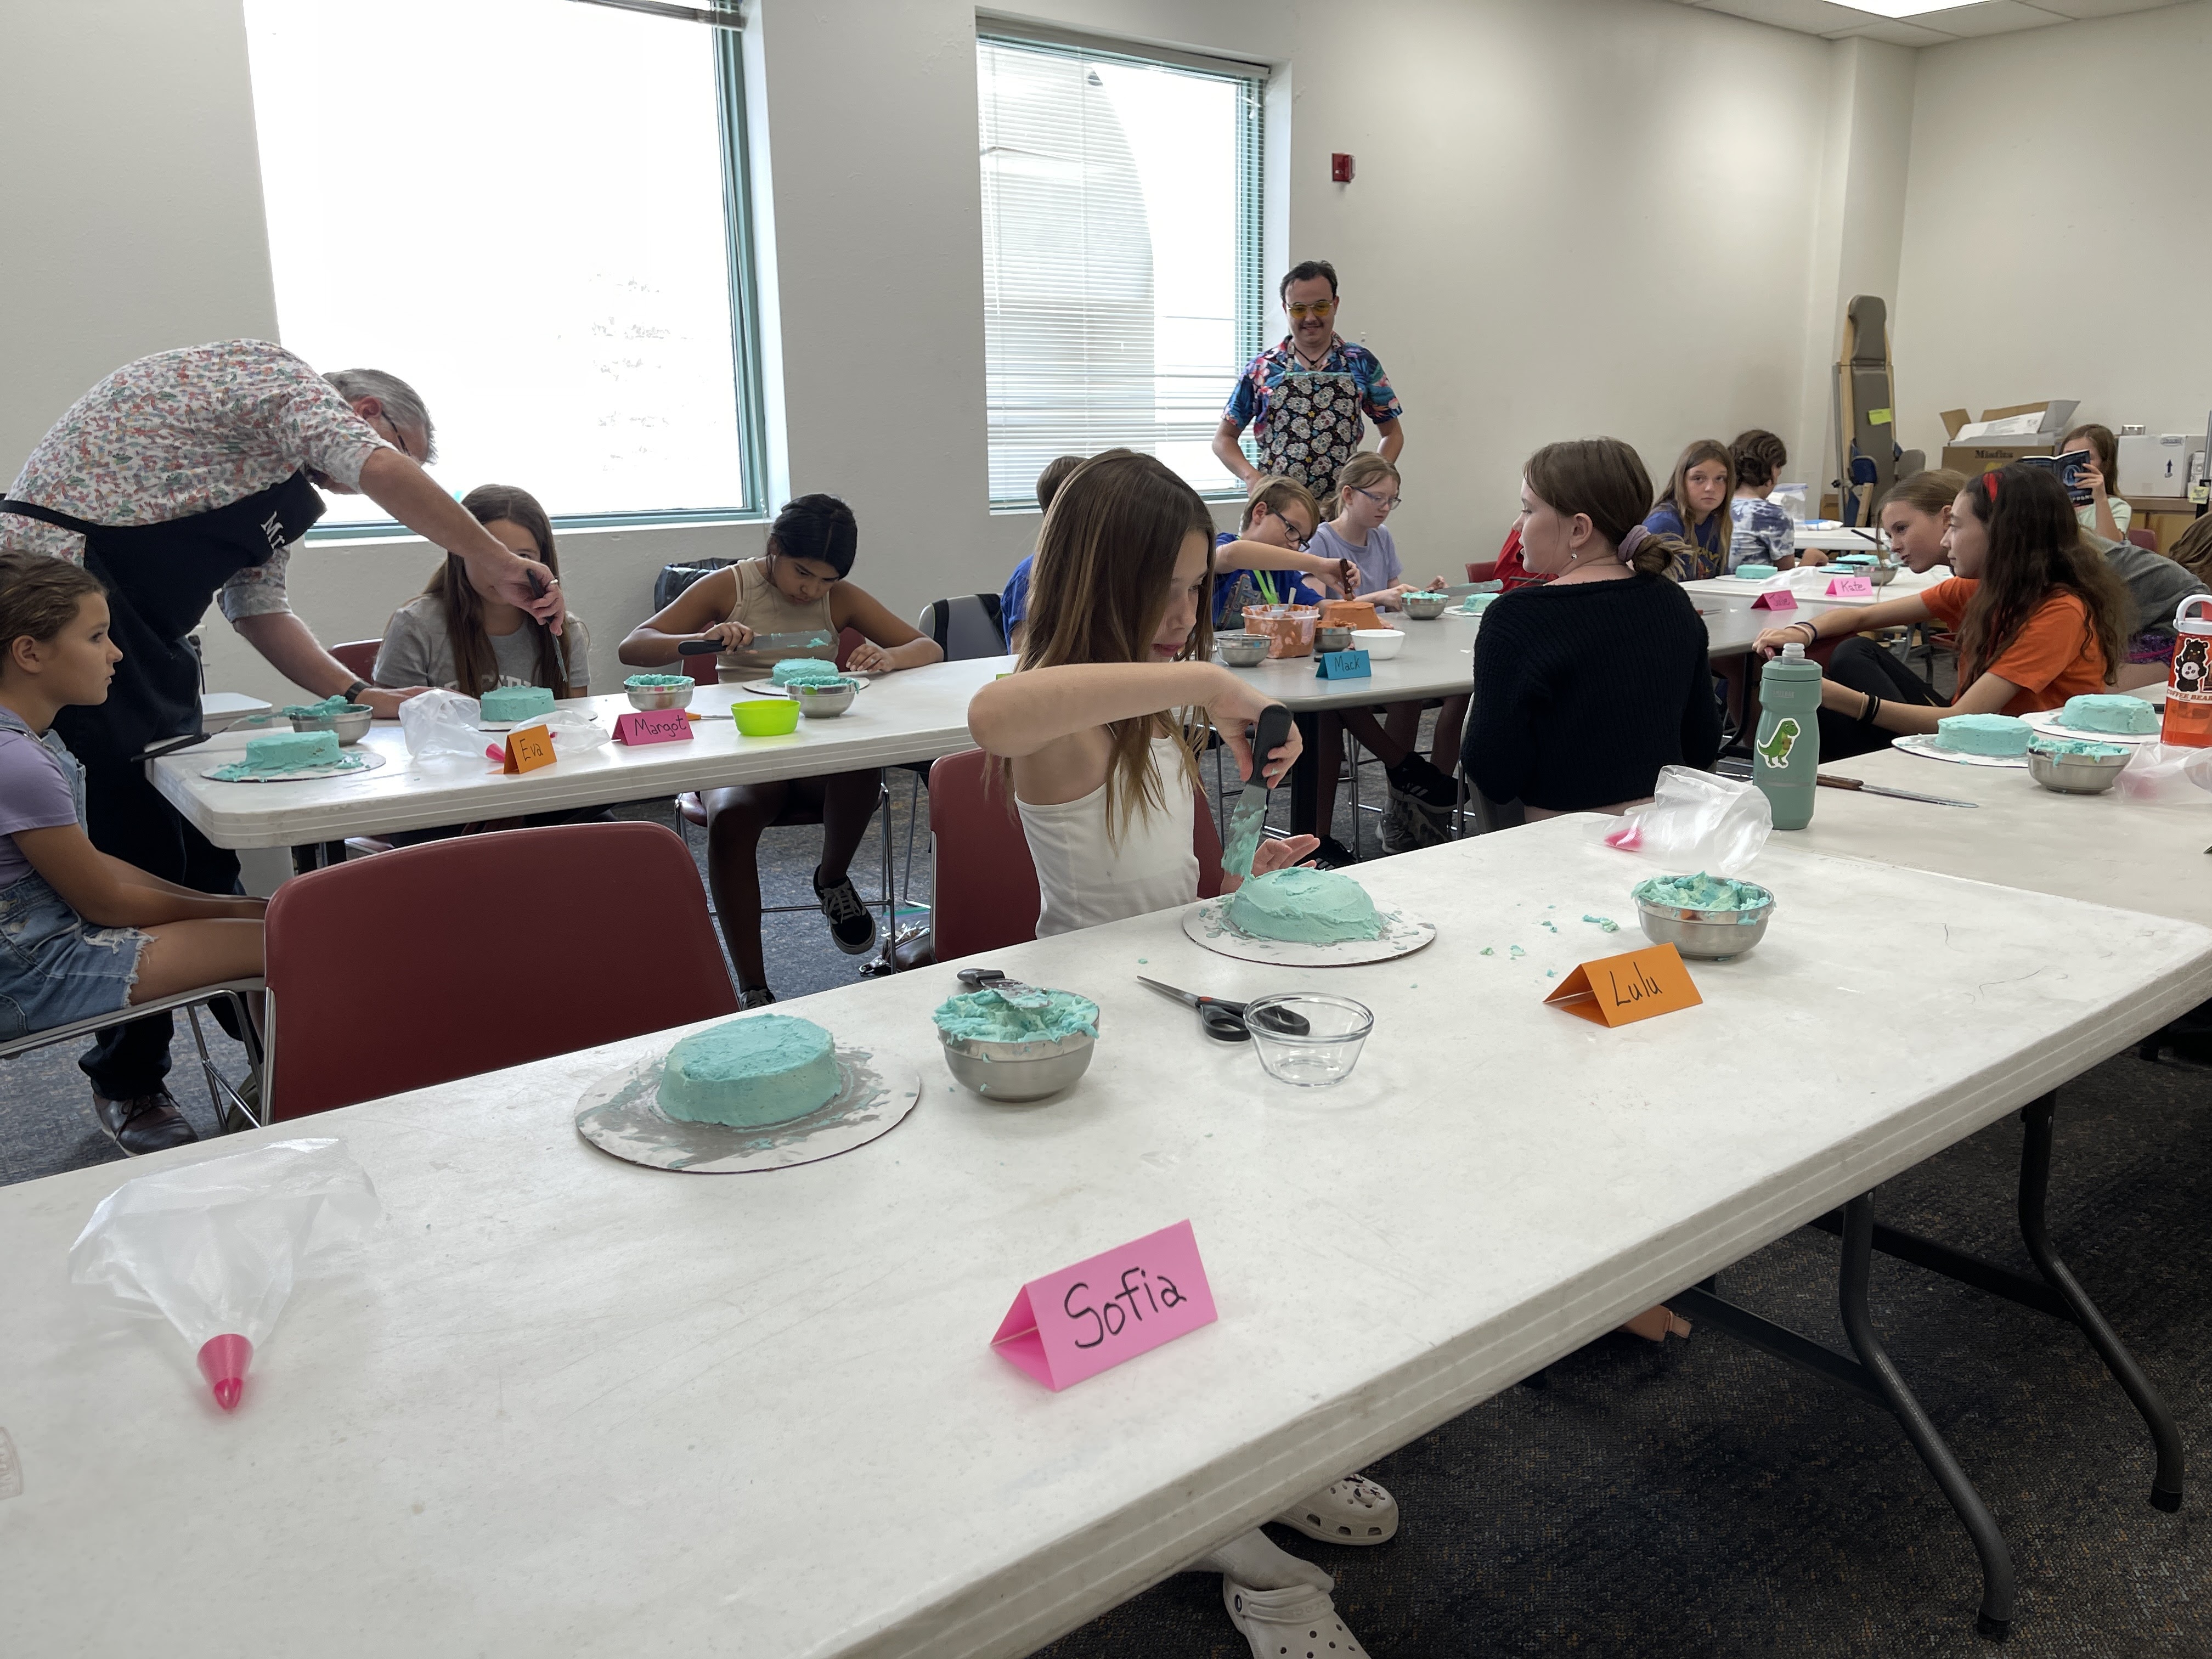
[92,1087,199,1156]
[812,866,878,955]
[738,985,777,1009]
[1384,753,1460,808]
[1311,835,1361,869]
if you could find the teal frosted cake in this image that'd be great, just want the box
[770,657,849,687]
[480,685,556,723]
[1935,713,2031,756]
[2058,694,2159,735]
[281,693,358,718]
[244,731,341,770]
[1226,866,1384,944]
[658,1013,841,1127]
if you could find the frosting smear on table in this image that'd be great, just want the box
[1225,866,1384,944]
[932,987,1099,1044]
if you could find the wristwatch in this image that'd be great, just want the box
[343,679,370,703]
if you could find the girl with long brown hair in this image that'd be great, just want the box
[1878,468,1969,573]
[966,446,1391,1658]
[2058,421,2130,543]
[1753,462,2131,759]
[1646,438,1734,580]
[374,484,591,698]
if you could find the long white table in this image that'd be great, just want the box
[1684,564,1940,613]
[150,657,1017,851]
[4,818,2206,1655]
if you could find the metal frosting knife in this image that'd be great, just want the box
[1221,703,1293,881]
[1816,773,1978,808]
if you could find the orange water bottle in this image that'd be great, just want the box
[2163,596,2212,747]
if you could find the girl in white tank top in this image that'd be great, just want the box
[966,452,1393,1659]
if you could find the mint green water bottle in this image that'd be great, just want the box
[1755,642,1821,830]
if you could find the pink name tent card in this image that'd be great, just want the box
[992,1220,1217,1391]
[613,708,693,746]
[1751,589,1797,611]
[1827,575,1875,597]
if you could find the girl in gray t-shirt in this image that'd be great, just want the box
[373,484,590,696]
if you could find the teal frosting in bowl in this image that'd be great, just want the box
[933,987,1099,1045]
[1633,872,1772,914]
[624,673,692,688]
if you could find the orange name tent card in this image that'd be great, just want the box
[1544,943,1701,1028]
[500,723,557,775]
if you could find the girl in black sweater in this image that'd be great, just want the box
[1463,438,1722,816]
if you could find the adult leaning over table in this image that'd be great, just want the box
[1210,258,1404,498]
[1752,463,2129,763]
[0,338,565,1153]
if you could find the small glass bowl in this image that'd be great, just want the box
[1242,993,1373,1088]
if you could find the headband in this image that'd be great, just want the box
[1982,471,2001,501]
[1617,525,1650,562]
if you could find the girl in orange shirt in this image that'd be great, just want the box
[1753,463,2129,759]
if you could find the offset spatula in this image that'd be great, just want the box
[1221,703,1293,882]
[678,631,835,656]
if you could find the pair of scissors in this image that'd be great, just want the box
[1137,978,1309,1043]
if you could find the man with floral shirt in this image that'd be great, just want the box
[1,338,565,1153]
[1211,260,1406,498]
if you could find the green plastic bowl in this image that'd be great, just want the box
[733,698,802,736]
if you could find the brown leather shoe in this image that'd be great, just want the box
[92,1088,200,1155]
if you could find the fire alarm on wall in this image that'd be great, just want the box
[1330,153,1355,184]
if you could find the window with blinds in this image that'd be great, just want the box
[978,30,1265,506]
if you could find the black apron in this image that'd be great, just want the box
[3,470,325,769]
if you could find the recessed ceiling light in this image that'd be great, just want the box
[1834,1,1973,14]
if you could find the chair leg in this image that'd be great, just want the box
[187,994,264,1133]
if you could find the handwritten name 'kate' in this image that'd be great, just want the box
[1063,1267,1190,1349]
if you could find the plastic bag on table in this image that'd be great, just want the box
[398,688,486,764]
[67,1138,385,1411]
[1601,765,1773,876]
[536,704,610,754]
[2115,742,2212,803]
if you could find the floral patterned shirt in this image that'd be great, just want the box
[1,340,392,622]
[1222,335,1403,490]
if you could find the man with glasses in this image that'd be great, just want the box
[1,338,565,1154]
[1211,259,1405,497]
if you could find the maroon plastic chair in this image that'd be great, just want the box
[926,748,1223,962]
[330,639,381,681]
[2127,528,2161,552]
[263,822,736,1119]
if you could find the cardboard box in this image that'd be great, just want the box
[2119,432,2193,496]
[1939,400,2080,443]
[1942,442,2053,478]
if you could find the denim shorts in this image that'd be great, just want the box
[0,871,149,1043]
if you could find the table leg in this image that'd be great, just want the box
[1672,1191,2015,1639]
[291,843,320,876]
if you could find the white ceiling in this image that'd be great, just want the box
[1664,0,2188,47]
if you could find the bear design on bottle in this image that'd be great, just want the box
[2175,635,2211,697]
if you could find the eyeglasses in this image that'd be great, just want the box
[1285,300,1335,320]
[1351,485,1402,512]
[372,410,417,463]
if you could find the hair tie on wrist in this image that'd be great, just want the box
[1617,525,1649,562]
[1859,692,1883,727]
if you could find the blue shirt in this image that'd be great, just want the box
[1001,556,1034,629]
[1644,504,1725,582]
[1213,533,1321,629]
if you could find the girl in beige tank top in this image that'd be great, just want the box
[616,496,945,1002]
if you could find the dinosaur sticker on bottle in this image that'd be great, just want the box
[1755,716,1801,769]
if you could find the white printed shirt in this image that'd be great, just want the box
[1,340,392,620]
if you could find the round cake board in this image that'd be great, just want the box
[2022,708,2159,746]
[575,1044,920,1173]
[1890,733,2029,770]
[739,675,877,698]
[200,750,389,783]
[1181,898,1437,967]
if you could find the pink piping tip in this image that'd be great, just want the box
[197,1333,253,1412]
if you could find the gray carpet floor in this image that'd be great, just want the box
[9,688,2203,1654]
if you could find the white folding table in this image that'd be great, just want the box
[3,819,2205,1655]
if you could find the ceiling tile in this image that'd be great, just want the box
[1695,0,1889,30]
[1875,2,2072,35]
[2025,0,2180,16]
[1822,16,1960,41]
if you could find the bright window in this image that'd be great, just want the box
[977,30,1265,506]
[242,0,762,529]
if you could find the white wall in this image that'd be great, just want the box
[4,0,1912,707]
[1893,1,2212,470]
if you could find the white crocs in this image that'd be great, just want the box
[1223,1579,1372,1658]
[1271,1474,1399,1545]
